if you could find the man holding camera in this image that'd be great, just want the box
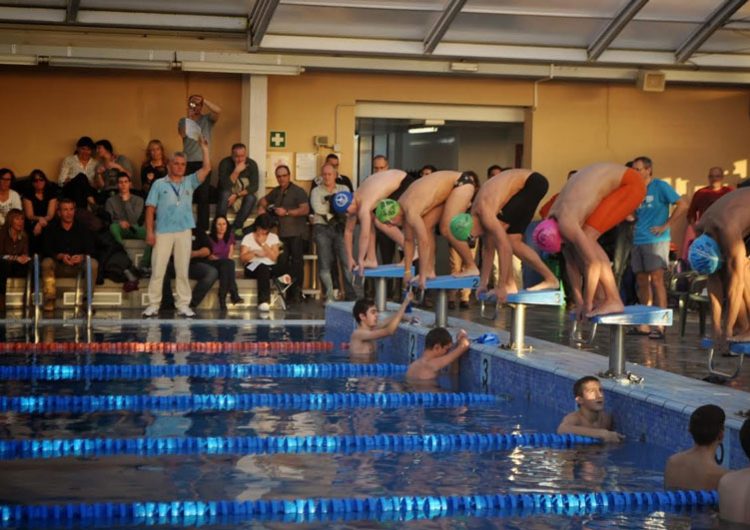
[310,163,356,303]
[257,165,309,303]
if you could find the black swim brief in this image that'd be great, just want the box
[388,174,416,201]
[497,172,549,235]
[454,170,479,189]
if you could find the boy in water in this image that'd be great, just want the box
[349,291,414,355]
[557,376,624,443]
[406,327,470,380]
[719,418,750,526]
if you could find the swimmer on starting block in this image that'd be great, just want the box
[535,163,646,317]
[718,418,750,526]
[406,327,470,380]
[448,169,559,303]
[690,188,750,349]
[557,376,624,443]
[375,170,480,289]
[349,290,414,356]
[342,169,416,275]
[664,404,727,491]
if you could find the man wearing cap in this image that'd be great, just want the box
[376,170,479,289]
[310,163,356,302]
[691,187,750,348]
[535,162,647,317]
[450,169,559,303]
[343,169,415,274]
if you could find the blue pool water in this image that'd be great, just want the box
[0,325,718,529]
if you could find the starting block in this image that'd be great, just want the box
[701,337,750,382]
[424,275,480,327]
[479,289,563,352]
[363,265,414,311]
[573,305,672,383]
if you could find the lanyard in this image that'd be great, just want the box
[168,181,182,204]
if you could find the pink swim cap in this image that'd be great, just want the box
[533,218,562,253]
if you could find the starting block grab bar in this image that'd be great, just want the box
[363,265,415,312]
[702,338,749,382]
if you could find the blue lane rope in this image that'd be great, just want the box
[0,392,496,414]
[0,363,408,381]
[0,341,334,354]
[0,432,599,461]
[0,490,718,526]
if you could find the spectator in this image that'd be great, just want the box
[258,165,309,303]
[419,164,437,178]
[487,165,504,178]
[372,155,389,173]
[178,94,221,232]
[316,154,354,191]
[0,169,22,227]
[208,215,243,310]
[94,139,136,197]
[105,173,150,271]
[630,156,687,339]
[240,213,290,312]
[311,163,356,303]
[217,143,259,235]
[141,139,168,198]
[58,136,97,186]
[142,139,211,319]
[21,169,58,255]
[159,227,219,312]
[0,209,30,313]
[687,167,733,226]
[41,198,98,312]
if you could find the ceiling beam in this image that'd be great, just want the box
[65,0,80,23]
[423,0,466,54]
[675,0,747,63]
[247,0,280,51]
[587,0,649,61]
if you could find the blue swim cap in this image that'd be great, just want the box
[688,234,722,274]
[331,191,353,214]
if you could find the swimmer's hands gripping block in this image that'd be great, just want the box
[701,337,750,355]
[589,305,672,326]
[424,275,480,290]
[363,264,415,278]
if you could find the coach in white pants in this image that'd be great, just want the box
[143,138,211,318]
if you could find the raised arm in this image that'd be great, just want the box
[351,292,414,343]
[196,137,211,183]
[428,330,470,371]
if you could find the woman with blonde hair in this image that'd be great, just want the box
[140,139,168,197]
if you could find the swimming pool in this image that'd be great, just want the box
[0,324,718,528]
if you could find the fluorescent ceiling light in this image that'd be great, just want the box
[181,61,303,76]
[408,126,438,134]
[48,57,173,71]
[450,62,479,72]
[424,119,445,126]
[0,54,37,66]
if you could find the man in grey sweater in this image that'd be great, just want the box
[105,173,150,269]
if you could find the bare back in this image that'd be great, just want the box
[472,169,532,217]
[356,169,408,212]
[664,449,727,490]
[399,170,461,217]
[550,163,629,225]
[696,187,750,248]
[719,469,750,525]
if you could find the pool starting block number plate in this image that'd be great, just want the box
[589,305,673,326]
[424,275,480,290]
[701,338,750,355]
[363,265,414,278]
[479,289,564,306]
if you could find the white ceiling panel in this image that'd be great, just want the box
[611,20,700,51]
[81,0,256,16]
[636,0,725,22]
[464,0,624,18]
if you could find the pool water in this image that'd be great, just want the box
[0,325,717,529]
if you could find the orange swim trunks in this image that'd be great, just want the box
[584,168,646,234]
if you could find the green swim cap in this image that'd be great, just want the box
[375,199,400,223]
[450,213,473,241]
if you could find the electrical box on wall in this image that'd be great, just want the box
[314,135,329,147]
[637,71,666,92]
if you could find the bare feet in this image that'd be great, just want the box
[728,332,750,343]
[587,299,624,317]
[527,278,560,291]
[453,267,480,278]
[362,259,379,269]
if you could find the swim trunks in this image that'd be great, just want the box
[497,172,549,234]
[454,171,479,189]
[585,168,646,234]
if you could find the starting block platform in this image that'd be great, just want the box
[363,265,414,311]
[424,275,480,327]
[572,305,673,384]
[701,337,750,382]
[479,289,564,352]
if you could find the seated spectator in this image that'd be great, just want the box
[557,376,624,443]
[140,139,168,198]
[0,209,31,313]
[0,169,22,227]
[105,173,150,271]
[58,136,97,186]
[217,143,259,235]
[405,327,470,380]
[208,215,243,310]
[664,404,727,491]
[41,198,98,312]
[718,418,750,525]
[94,139,136,196]
[240,213,290,313]
[22,169,58,255]
[160,227,218,313]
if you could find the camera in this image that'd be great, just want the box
[267,204,278,215]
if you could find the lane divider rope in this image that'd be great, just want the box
[0,363,408,381]
[0,432,599,461]
[0,392,497,414]
[0,341,334,354]
[0,490,718,526]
